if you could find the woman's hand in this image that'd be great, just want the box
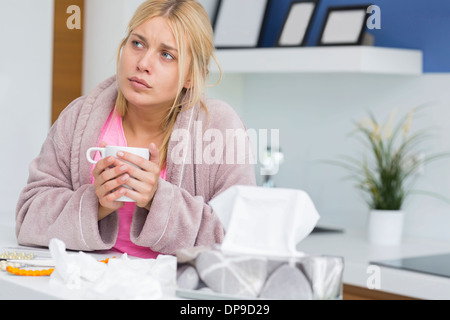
[92,142,129,220]
[114,143,161,210]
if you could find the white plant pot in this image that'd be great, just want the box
[368,210,404,245]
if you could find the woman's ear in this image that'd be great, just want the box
[184,79,193,89]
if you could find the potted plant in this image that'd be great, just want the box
[332,107,448,245]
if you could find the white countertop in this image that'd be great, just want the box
[0,224,116,300]
[2,223,450,300]
[297,228,450,300]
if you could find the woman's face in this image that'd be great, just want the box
[118,17,191,111]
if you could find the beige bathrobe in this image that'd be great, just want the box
[15,76,256,254]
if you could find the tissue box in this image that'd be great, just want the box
[176,186,342,299]
[209,186,321,258]
[175,247,344,300]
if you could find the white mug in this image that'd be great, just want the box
[86,146,150,202]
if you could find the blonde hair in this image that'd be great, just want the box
[115,0,221,166]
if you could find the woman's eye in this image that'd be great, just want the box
[162,52,175,60]
[132,40,143,48]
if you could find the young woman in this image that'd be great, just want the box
[16,0,255,258]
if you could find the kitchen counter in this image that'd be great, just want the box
[2,223,450,300]
[0,224,115,300]
[297,227,450,300]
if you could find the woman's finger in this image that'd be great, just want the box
[116,152,153,171]
[148,143,160,166]
[97,173,130,197]
[92,156,115,180]
[120,173,155,195]
[116,143,160,172]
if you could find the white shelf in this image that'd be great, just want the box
[214,46,423,75]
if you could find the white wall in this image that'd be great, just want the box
[208,73,450,242]
[0,0,53,226]
[83,0,145,94]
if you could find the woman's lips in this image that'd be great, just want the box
[129,77,151,89]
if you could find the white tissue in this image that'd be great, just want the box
[49,239,106,290]
[49,239,177,299]
[209,186,320,258]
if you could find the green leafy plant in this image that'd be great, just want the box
[331,107,448,210]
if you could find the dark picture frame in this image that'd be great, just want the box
[213,0,270,49]
[318,5,370,46]
[277,0,319,47]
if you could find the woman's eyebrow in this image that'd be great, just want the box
[160,43,178,52]
[130,32,177,52]
[131,32,148,44]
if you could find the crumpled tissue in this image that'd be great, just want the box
[209,185,320,258]
[49,239,177,299]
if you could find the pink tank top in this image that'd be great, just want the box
[90,109,166,258]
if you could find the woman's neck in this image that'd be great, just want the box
[122,104,168,149]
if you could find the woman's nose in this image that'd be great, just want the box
[137,52,154,73]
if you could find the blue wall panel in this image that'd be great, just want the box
[259,0,450,72]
